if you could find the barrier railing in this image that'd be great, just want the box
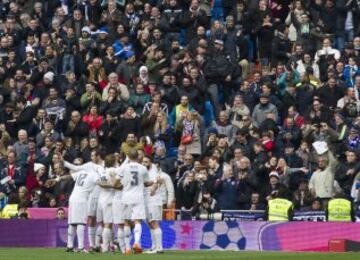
[162,209,360,222]
[22,207,360,221]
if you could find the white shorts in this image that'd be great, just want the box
[123,202,146,221]
[146,205,163,222]
[68,201,87,224]
[87,197,98,217]
[112,199,125,224]
[96,202,113,223]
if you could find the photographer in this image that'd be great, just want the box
[176,171,198,213]
[192,190,220,219]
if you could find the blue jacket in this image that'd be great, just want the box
[112,40,134,59]
[343,65,360,87]
[214,177,239,210]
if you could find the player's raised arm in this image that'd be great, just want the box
[64,160,91,172]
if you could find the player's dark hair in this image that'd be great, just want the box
[143,154,153,162]
[91,149,102,158]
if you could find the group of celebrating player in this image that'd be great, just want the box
[54,148,175,254]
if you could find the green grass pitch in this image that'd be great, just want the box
[0,248,358,260]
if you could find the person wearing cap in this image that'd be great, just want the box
[79,26,94,50]
[115,50,137,86]
[203,37,233,115]
[263,171,290,201]
[266,171,293,221]
[251,93,278,128]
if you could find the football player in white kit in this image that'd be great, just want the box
[96,154,118,253]
[112,156,129,254]
[63,150,104,252]
[141,156,175,254]
[53,159,97,253]
[114,149,154,254]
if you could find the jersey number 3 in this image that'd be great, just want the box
[130,171,138,186]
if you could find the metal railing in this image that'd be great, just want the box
[162,209,360,222]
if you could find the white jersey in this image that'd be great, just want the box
[69,170,98,203]
[64,161,105,199]
[119,161,149,204]
[98,167,116,205]
[145,165,163,206]
[159,171,175,205]
[145,166,175,206]
[114,163,126,201]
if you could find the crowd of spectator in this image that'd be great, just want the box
[0,0,360,219]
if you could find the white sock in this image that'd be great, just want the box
[102,227,111,252]
[95,225,103,248]
[154,227,163,251]
[110,228,114,247]
[117,228,125,253]
[150,229,155,250]
[76,225,85,250]
[67,225,76,248]
[134,223,142,245]
[124,226,131,250]
[88,226,96,248]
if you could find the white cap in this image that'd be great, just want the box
[43,71,55,82]
[214,39,224,45]
[269,171,279,179]
[25,46,34,53]
[81,26,91,34]
[34,163,45,172]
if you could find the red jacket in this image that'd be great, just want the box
[82,114,104,131]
